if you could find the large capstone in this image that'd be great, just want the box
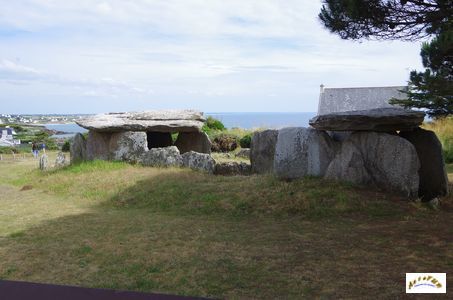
[273,127,337,180]
[399,128,449,200]
[174,132,211,154]
[250,130,278,174]
[86,131,112,160]
[318,86,406,115]
[76,110,205,133]
[109,131,148,163]
[70,133,87,164]
[139,146,182,167]
[146,132,173,149]
[309,108,425,132]
[181,151,216,173]
[325,132,420,198]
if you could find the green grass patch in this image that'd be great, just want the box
[423,117,453,163]
[0,156,452,298]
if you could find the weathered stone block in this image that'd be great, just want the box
[400,128,449,200]
[250,130,278,174]
[181,151,216,173]
[139,146,182,167]
[274,127,337,179]
[214,162,251,176]
[109,131,147,163]
[325,132,420,198]
[86,131,112,160]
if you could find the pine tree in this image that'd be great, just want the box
[319,0,452,118]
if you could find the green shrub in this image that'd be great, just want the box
[443,137,453,163]
[0,146,19,154]
[239,134,252,148]
[202,117,225,137]
[32,130,59,150]
[423,117,453,163]
[62,140,71,152]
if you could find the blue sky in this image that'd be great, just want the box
[0,0,424,114]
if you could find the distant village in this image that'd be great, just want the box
[0,114,90,147]
[0,114,88,125]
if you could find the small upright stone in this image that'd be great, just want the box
[70,133,87,164]
[39,154,48,170]
[400,128,449,200]
[55,152,66,168]
[250,130,278,174]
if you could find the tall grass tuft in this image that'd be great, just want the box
[423,117,453,163]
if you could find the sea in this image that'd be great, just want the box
[45,112,317,137]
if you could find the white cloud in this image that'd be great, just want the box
[0,0,425,113]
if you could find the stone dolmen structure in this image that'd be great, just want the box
[250,86,449,201]
[71,110,215,172]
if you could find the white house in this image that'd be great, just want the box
[0,127,20,146]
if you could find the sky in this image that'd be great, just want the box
[0,0,426,114]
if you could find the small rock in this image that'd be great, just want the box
[139,146,182,167]
[214,162,251,176]
[181,151,216,173]
[235,148,250,158]
[428,198,440,209]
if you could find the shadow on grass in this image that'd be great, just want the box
[1,195,452,299]
[2,163,453,298]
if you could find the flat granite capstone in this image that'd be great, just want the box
[76,110,206,133]
[309,108,425,131]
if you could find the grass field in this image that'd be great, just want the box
[0,152,452,298]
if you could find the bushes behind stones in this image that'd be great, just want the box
[239,134,252,148]
[211,134,238,152]
[202,116,226,136]
[61,140,70,152]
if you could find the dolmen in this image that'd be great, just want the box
[250,108,449,201]
[70,110,215,172]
